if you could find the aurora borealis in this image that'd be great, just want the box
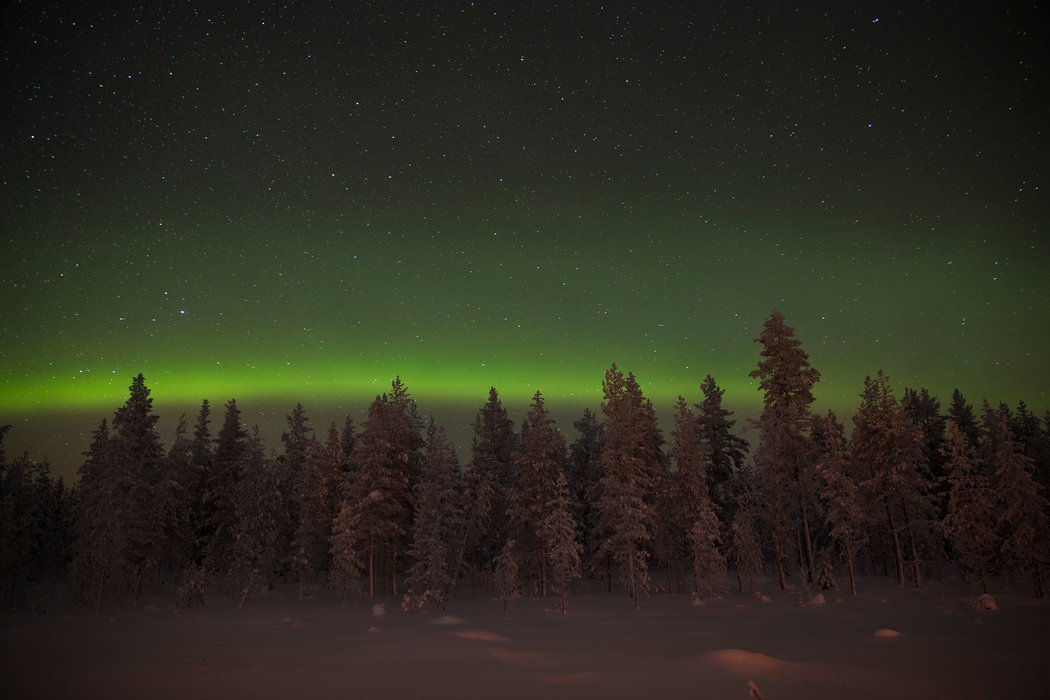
[2,3,1047,478]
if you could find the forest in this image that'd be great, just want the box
[2,309,1048,615]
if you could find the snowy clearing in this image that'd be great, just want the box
[3,577,1047,699]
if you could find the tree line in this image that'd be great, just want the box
[1,309,1047,613]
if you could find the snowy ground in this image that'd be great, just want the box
[3,576,1047,699]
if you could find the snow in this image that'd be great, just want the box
[872,628,902,638]
[3,576,1048,699]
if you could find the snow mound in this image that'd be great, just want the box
[708,649,786,674]
[872,628,901,638]
[454,629,508,642]
[431,614,465,626]
[690,597,706,607]
[371,603,385,617]
[975,593,998,611]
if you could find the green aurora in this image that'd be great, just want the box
[2,4,1047,477]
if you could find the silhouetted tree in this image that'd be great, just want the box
[670,397,724,597]
[203,399,248,581]
[941,423,998,594]
[595,364,660,607]
[948,389,982,453]
[989,414,1048,598]
[231,428,282,606]
[815,414,865,595]
[852,371,937,589]
[407,420,463,607]
[567,408,603,568]
[349,378,423,598]
[750,310,821,588]
[541,471,581,614]
[73,419,124,612]
[463,388,518,583]
[696,375,749,521]
[508,391,567,596]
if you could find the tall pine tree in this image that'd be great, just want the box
[941,423,998,594]
[750,310,821,588]
[407,420,463,607]
[815,413,865,595]
[349,378,423,598]
[989,414,1048,598]
[595,365,660,607]
[508,391,567,596]
[463,387,518,583]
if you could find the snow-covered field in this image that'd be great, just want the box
[4,577,1047,699]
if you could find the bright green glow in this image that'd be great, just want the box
[2,210,1046,425]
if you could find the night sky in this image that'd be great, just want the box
[2,2,1047,478]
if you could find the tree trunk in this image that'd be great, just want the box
[629,548,639,610]
[239,568,254,608]
[368,542,375,599]
[773,532,787,590]
[885,504,904,588]
[95,571,106,615]
[797,479,815,583]
[540,549,547,597]
[901,501,922,589]
[845,535,857,596]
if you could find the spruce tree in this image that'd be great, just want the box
[330,478,362,600]
[463,387,518,582]
[203,399,248,580]
[1011,401,1050,497]
[0,450,59,604]
[990,414,1049,598]
[341,415,357,463]
[109,374,166,592]
[493,539,520,612]
[188,400,213,564]
[231,428,282,606]
[815,413,865,596]
[541,471,582,614]
[902,387,949,518]
[407,420,462,607]
[312,423,348,569]
[670,398,726,598]
[162,416,196,576]
[567,408,603,568]
[941,423,998,594]
[281,402,316,579]
[852,371,937,589]
[595,364,660,607]
[696,375,749,521]
[508,391,567,596]
[349,379,423,598]
[750,310,821,587]
[73,419,126,613]
[729,502,763,594]
[948,389,982,452]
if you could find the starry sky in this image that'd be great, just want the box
[2,2,1047,478]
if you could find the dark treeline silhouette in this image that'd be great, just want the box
[2,310,1049,613]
